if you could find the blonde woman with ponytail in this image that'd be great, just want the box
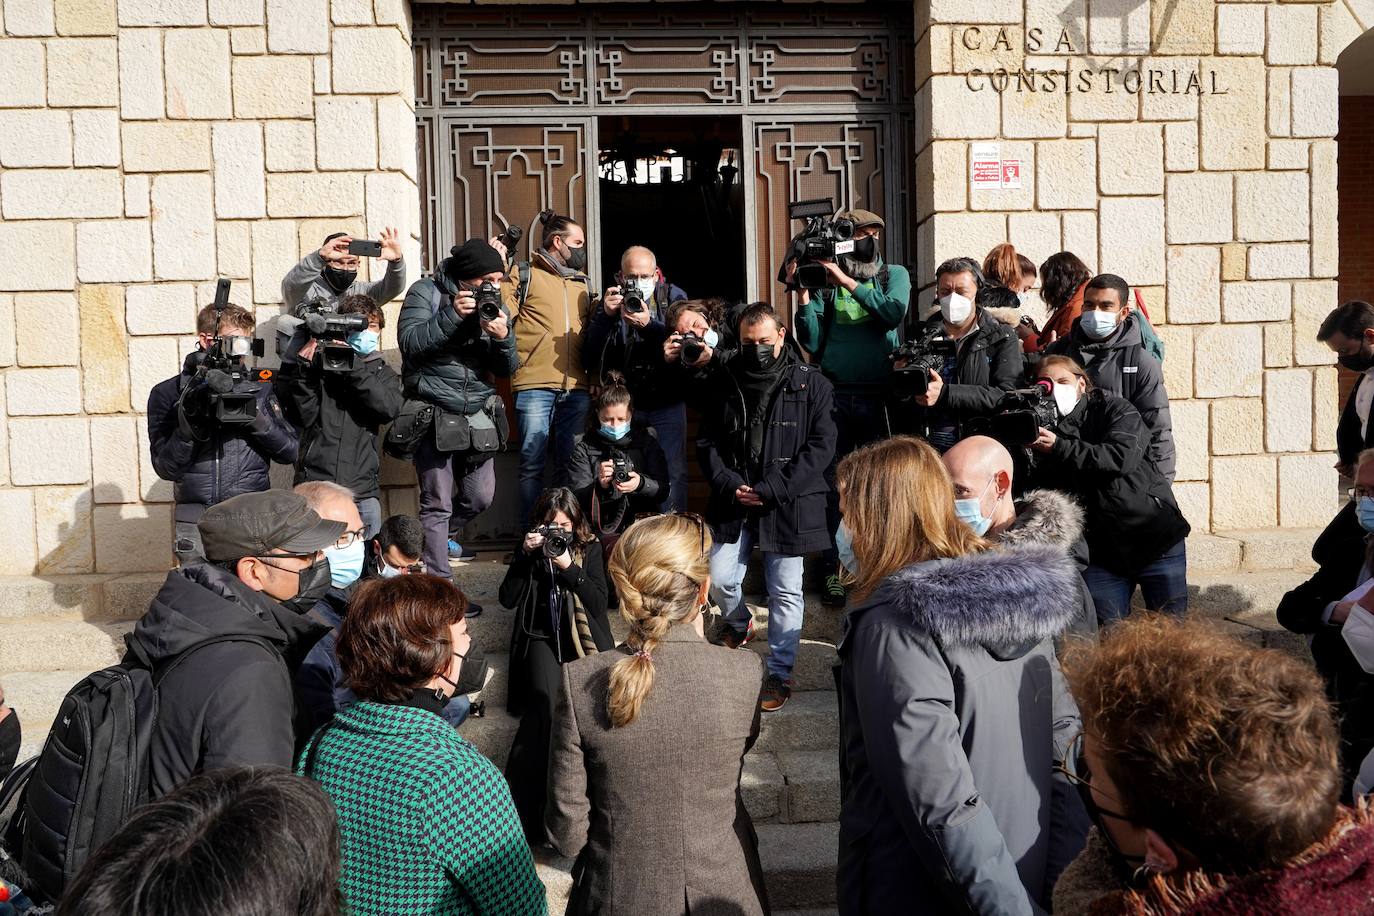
[545,514,770,916]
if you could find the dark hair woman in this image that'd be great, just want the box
[565,370,671,532]
[1036,251,1093,350]
[297,576,545,916]
[1029,355,1190,623]
[499,485,613,841]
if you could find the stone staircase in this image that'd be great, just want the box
[0,527,1328,914]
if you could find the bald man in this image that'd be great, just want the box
[582,245,691,510]
[944,436,1097,637]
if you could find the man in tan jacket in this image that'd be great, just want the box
[503,212,596,525]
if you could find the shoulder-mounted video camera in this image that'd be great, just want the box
[965,379,1060,447]
[891,324,957,398]
[179,279,267,433]
[280,299,369,372]
[778,198,856,291]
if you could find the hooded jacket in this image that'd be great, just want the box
[836,545,1083,916]
[1048,314,1176,480]
[147,354,300,521]
[127,562,329,798]
[995,489,1098,640]
[581,281,687,411]
[398,261,519,417]
[697,355,836,554]
[504,250,593,393]
[566,423,670,527]
[896,310,1024,439]
[275,350,403,500]
[282,250,407,314]
[1031,390,1190,578]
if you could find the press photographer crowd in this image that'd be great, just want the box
[3,203,1374,916]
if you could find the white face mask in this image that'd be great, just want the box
[1344,604,1374,675]
[939,292,973,326]
[1052,382,1080,417]
[631,277,656,299]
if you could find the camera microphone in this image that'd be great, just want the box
[204,369,235,394]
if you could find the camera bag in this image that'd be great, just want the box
[383,399,435,460]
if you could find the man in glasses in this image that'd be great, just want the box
[367,514,427,579]
[126,490,346,798]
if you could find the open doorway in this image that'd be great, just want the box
[1337,33,1374,411]
[597,115,746,301]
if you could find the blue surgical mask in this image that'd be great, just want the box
[348,329,380,355]
[1080,309,1119,341]
[325,538,365,589]
[1359,496,1374,533]
[954,476,998,537]
[600,422,630,441]
[703,328,719,349]
[835,522,858,577]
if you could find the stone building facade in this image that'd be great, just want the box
[0,0,1363,575]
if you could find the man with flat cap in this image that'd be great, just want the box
[125,490,346,798]
[789,207,912,608]
[398,238,516,587]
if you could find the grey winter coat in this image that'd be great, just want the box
[836,545,1083,916]
[994,489,1098,641]
[281,250,407,314]
[398,262,519,416]
[1047,314,1175,480]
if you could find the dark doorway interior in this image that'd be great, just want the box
[597,115,746,302]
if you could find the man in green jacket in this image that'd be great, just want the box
[791,208,911,607]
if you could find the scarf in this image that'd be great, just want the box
[733,350,791,473]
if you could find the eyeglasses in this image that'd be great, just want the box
[1056,732,1148,878]
[1347,487,1374,502]
[671,511,709,558]
[333,528,366,550]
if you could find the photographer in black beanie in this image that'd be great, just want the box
[398,239,516,588]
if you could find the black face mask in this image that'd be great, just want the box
[322,266,357,292]
[852,236,879,263]
[279,555,333,615]
[561,242,588,273]
[1340,348,1374,373]
[451,640,489,696]
[743,343,777,372]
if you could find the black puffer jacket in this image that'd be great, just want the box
[147,354,299,519]
[581,281,688,410]
[1277,500,1374,794]
[566,424,670,530]
[275,350,404,500]
[1048,314,1175,480]
[697,355,836,554]
[399,262,518,416]
[897,309,1023,437]
[126,562,329,798]
[1030,390,1189,577]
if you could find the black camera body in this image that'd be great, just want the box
[475,281,503,321]
[538,525,572,559]
[965,380,1059,447]
[890,325,957,399]
[181,279,264,430]
[610,449,635,485]
[621,284,648,316]
[301,305,369,372]
[680,331,706,364]
[780,198,857,290]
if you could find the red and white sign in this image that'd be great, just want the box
[1001,159,1022,189]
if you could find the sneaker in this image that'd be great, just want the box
[821,574,847,607]
[710,616,755,649]
[448,540,477,562]
[464,600,484,619]
[760,675,794,712]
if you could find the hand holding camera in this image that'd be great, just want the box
[602,286,624,317]
[1030,427,1057,454]
[320,235,353,263]
[453,288,478,319]
[675,332,712,367]
[597,459,616,488]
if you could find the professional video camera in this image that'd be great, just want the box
[538,525,572,559]
[680,331,707,364]
[965,379,1059,447]
[280,299,369,372]
[890,324,957,399]
[778,198,856,290]
[178,279,266,435]
[610,450,635,485]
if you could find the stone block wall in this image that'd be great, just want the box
[0,0,420,575]
[913,0,1362,534]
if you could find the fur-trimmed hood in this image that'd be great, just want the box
[998,489,1086,553]
[874,544,1080,652]
[984,306,1025,329]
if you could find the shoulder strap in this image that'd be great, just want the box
[877,265,890,290]
[428,281,449,318]
[1118,342,1143,402]
[515,261,531,312]
[301,722,333,780]
[151,634,277,688]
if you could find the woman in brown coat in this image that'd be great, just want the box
[1035,251,1092,351]
[546,513,769,916]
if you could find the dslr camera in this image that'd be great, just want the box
[610,449,635,485]
[621,283,648,316]
[475,280,503,321]
[890,325,957,398]
[679,331,707,364]
[538,525,572,559]
[965,379,1060,447]
[779,198,857,290]
[179,279,265,431]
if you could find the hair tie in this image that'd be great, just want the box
[634,648,653,662]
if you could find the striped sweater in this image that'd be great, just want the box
[297,700,547,916]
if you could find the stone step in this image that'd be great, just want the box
[0,573,164,623]
[1179,568,1312,625]
[0,618,133,677]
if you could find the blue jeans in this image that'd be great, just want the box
[516,388,590,526]
[354,497,381,541]
[710,525,805,680]
[1084,538,1188,625]
[642,402,688,512]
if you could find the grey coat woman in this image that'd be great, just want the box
[836,544,1083,915]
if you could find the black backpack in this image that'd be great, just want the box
[6,634,270,903]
